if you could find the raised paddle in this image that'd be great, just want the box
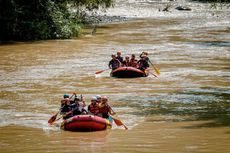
[95,68,110,74]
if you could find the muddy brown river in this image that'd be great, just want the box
[0,0,230,153]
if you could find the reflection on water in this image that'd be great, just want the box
[0,0,230,152]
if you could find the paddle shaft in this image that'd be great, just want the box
[95,68,110,74]
[148,60,160,75]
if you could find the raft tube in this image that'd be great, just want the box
[61,115,112,132]
[111,67,148,78]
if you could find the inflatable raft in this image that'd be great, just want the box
[61,115,112,132]
[111,67,148,78]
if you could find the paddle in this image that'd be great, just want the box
[49,111,73,125]
[148,60,160,75]
[95,68,110,74]
[108,106,128,130]
[149,72,158,77]
[48,111,59,124]
[144,68,157,78]
[49,115,63,125]
[48,110,73,125]
[48,93,75,125]
[110,115,128,130]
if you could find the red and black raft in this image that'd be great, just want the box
[61,115,112,132]
[110,67,148,78]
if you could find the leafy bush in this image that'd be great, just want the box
[0,0,114,41]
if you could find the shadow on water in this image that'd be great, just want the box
[196,41,230,47]
[120,87,230,128]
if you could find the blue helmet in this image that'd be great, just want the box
[63,94,69,98]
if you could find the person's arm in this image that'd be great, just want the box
[117,59,122,67]
[87,105,90,112]
[146,61,150,67]
[139,52,144,58]
[108,61,112,69]
[107,103,116,115]
[81,95,86,107]
[109,107,116,115]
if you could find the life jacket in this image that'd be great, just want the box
[116,56,123,63]
[109,59,120,70]
[60,104,71,113]
[60,104,72,119]
[70,103,81,115]
[137,59,149,70]
[88,103,100,114]
[130,59,138,67]
[99,104,110,113]
[99,104,111,118]
[122,60,131,67]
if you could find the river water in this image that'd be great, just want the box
[0,0,230,153]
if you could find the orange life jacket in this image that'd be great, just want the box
[88,103,100,114]
[99,104,110,114]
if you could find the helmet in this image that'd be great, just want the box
[102,96,108,101]
[63,94,69,98]
[95,95,101,99]
[91,96,97,101]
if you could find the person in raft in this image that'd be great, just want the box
[95,95,102,104]
[99,96,116,118]
[139,51,150,62]
[109,54,121,70]
[60,94,87,119]
[130,54,138,67]
[88,96,100,116]
[137,54,150,71]
[60,94,73,119]
[116,51,123,63]
[70,94,87,115]
[122,55,131,67]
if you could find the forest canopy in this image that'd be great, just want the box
[0,0,114,41]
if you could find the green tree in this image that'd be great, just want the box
[0,0,114,41]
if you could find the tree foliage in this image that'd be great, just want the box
[0,0,114,41]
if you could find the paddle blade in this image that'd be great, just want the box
[113,117,128,130]
[152,65,160,75]
[48,112,58,124]
[148,60,160,76]
[95,70,104,74]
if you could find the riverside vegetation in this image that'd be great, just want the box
[0,0,114,41]
[0,0,229,41]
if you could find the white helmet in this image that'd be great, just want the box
[91,96,97,101]
[95,95,101,99]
